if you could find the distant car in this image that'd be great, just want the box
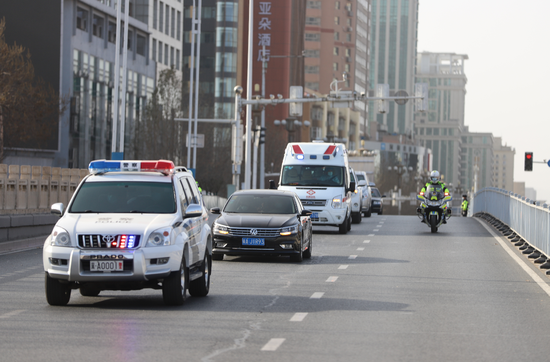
[355,171,372,217]
[370,187,386,215]
[210,189,313,262]
[349,168,363,223]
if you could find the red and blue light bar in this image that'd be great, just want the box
[89,160,175,175]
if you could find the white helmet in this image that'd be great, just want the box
[430,170,440,183]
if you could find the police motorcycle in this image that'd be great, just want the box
[416,184,452,233]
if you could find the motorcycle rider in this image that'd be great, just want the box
[419,170,451,223]
[461,194,469,217]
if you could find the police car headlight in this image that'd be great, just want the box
[147,227,172,246]
[51,226,71,247]
[280,224,298,236]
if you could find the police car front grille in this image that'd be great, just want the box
[227,227,280,237]
[78,235,141,249]
[300,199,326,207]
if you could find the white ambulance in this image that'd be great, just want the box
[278,142,355,234]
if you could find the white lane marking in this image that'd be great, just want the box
[0,310,25,319]
[363,240,371,243]
[338,265,349,270]
[368,234,375,236]
[348,255,357,259]
[310,292,324,299]
[477,219,550,297]
[290,313,308,322]
[373,229,379,232]
[357,247,365,251]
[261,338,285,351]
[326,276,338,282]
[377,225,383,227]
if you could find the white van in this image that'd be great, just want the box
[278,142,355,234]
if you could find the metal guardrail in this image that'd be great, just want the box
[473,187,550,257]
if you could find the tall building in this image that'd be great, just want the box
[460,127,494,192]
[414,52,468,187]
[304,0,371,151]
[368,0,419,138]
[2,0,156,168]
[492,137,515,191]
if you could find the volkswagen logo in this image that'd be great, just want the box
[250,229,258,236]
[102,235,117,243]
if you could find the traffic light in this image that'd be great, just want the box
[259,127,266,144]
[524,152,533,171]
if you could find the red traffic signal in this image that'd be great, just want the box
[524,152,533,171]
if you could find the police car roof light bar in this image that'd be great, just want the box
[88,160,176,175]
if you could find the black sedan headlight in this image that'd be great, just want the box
[213,222,229,235]
[280,224,298,236]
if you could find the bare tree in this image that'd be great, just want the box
[0,18,66,161]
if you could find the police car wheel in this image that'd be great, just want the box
[189,252,211,297]
[162,256,188,306]
[45,272,71,306]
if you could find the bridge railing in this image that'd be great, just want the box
[473,187,550,257]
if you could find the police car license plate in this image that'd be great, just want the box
[90,260,124,272]
[242,238,265,246]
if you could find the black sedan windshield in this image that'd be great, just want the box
[70,181,176,213]
[224,194,297,214]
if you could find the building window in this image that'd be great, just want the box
[304,49,320,58]
[334,47,339,55]
[137,34,146,56]
[346,2,352,11]
[305,66,319,74]
[164,44,168,65]
[77,7,89,31]
[170,46,174,67]
[177,11,181,40]
[345,48,351,57]
[305,82,319,91]
[159,2,164,33]
[176,49,180,70]
[346,33,351,42]
[306,17,321,26]
[153,0,158,29]
[158,41,163,63]
[334,32,339,41]
[333,62,338,71]
[92,15,104,38]
[335,1,340,10]
[165,4,170,35]
[152,39,157,61]
[305,33,320,42]
[345,63,350,72]
[334,16,340,25]
[171,8,175,38]
[108,22,116,43]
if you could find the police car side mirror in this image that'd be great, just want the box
[51,203,64,216]
[210,207,221,214]
[184,204,203,219]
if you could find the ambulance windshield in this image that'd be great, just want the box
[280,165,345,187]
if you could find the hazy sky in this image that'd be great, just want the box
[416,0,550,202]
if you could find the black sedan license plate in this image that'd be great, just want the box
[242,238,265,246]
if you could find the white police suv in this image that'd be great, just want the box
[43,160,212,306]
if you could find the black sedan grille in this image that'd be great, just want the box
[226,227,280,237]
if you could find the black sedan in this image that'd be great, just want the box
[210,189,313,262]
[370,187,386,214]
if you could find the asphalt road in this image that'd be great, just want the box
[2,214,550,362]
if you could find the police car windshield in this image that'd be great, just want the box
[281,165,345,187]
[70,182,176,214]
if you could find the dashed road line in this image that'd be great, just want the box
[368,234,375,236]
[326,276,338,282]
[261,338,285,351]
[0,310,25,319]
[348,255,357,260]
[338,265,349,270]
[290,313,308,322]
[357,247,365,251]
[373,229,379,232]
[310,292,324,299]
[363,240,371,243]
